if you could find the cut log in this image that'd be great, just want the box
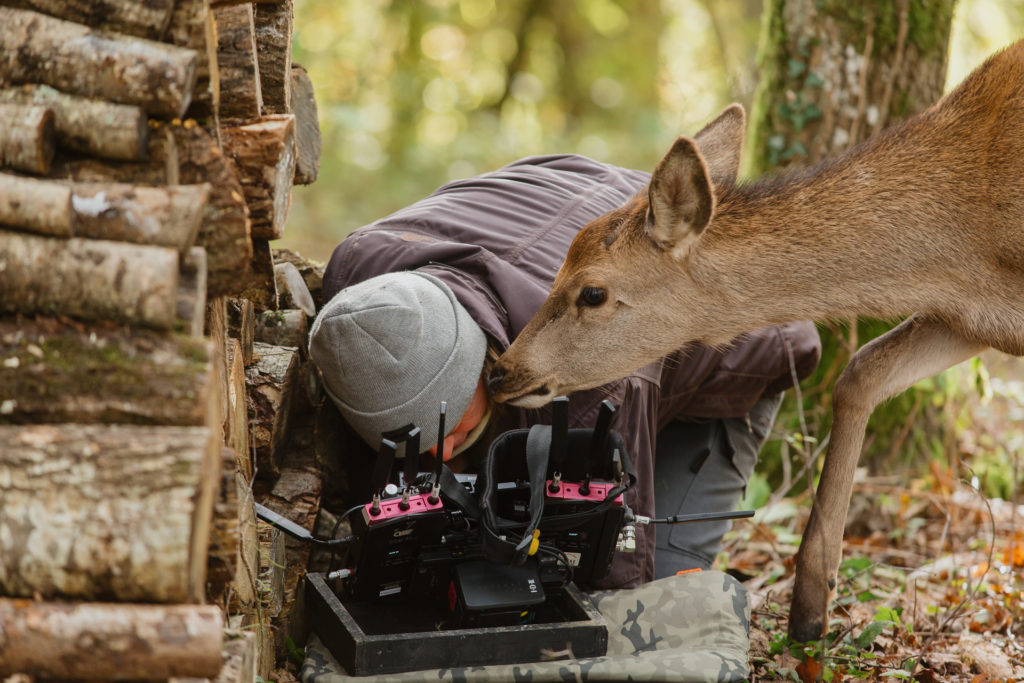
[220,115,296,240]
[170,123,254,297]
[49,124,179,185]
[0,84,147,161]
[255,309,307,350]
[274,247,326,310]
[0,171,71,235]
[0,317,217,426]
[246,342,299,480]
[207,295,231,423]
[214,3,262,119]
[255,0,292,114]
[0,0,176,40]
[71,181,209,252]
[274,261,316,316]
[0,423,220,603]
[0,231,179,329]
[167,0,219,120]
[290,64,321,185]
[207,447,241,589]
[257,519,287,617]
[215,630,258,683]
[228,297,256,366]
[239,239,279,309]
[0,7,197,119]
[178,246,209,336]
[226,338,252,478]
[230,473,259,614]
[0,600,223,679]
[0,103,54,174]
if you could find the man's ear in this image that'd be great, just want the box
[693,103,745,189]
[646,136,715,252]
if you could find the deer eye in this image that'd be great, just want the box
[576,286,607,308]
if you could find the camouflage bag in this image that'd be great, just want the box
[301,569,750,683]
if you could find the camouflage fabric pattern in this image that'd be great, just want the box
[301,570,749,683]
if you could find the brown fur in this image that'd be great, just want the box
[490,40,1024,641]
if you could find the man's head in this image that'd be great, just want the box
[309,271,488,457]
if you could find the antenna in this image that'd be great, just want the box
[399,426,421,511]
[369,438,397,515]
[428,401,447,504]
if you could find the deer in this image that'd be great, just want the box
[487,38,1024,642]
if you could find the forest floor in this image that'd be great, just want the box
[728,475,1024,682]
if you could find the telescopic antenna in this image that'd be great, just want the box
[428,401,447,504]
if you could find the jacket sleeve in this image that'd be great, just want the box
[657,320,821,424]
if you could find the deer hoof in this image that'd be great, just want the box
[788,584,828,643]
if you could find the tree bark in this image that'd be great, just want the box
[0,103,53,174]
[290,64,321,185]
[229,297,257,367]
[0,0,176,40]
[255,0,292,114]
[220,115,296,240]
[0,172,71,235]
[275,247,326,310]
[246,342,299,481]
[748,0,955,174]
[207,447,241,588]
[70,181,209,252]
[226,337,253,479]
[167,0,219,120]
[274,258,316,317]
[0,599,224,678]
[49,125,179,185]
[214,3,263,119]
[239,239,279,309]
[255,309,308,350]
[178,245,209,336]
[0,231,179,328]
[170,122,254,297]
[0,317,217,426]
[0,423,219,603]
[213,630,258,683]
[0,7,198,119]
[0,84,147,161]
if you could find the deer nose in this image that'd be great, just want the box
[486,367,505,396]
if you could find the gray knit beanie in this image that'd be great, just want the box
[308,271,488,454]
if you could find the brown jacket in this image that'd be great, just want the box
[323,154,821,587]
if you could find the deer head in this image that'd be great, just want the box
[489,105,749,407]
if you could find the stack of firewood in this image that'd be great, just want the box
[0,1,326,680]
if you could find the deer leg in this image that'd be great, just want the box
[787,315,985,642]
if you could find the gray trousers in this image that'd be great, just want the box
[652,392,783,577]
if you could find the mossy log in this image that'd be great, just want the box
[178,245,209,336]
[290,64,321,185]
[0,423,220,603]
[0,84,147,161]
[246,342,299,481]
[0,599,224,679]
[170,122,253,297]
[0,7,197,119]
[214,3,262,120]
[0,0,176,40]
[0,230,179,329]
[255,309,308,350]
[49,125,179,185]
[167,0,219,120]
[0,103,54,174]
[255,0,292,114]
[220,115,296,240]
[0,317,217,426]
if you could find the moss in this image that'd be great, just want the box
[907,0,956,56]
[746,0,790,177]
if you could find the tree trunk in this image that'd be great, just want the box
[49,125,179,185]
[170,122,254,297]
[255,0,292,114]
[0,600,224,679]
[246,342,299,481]
[0,0,176,40]
[214,3,263,119]
[167,0,220,120]
[178,245,209,336]
[0,7,197,119]
[0,172,71,234]
[0,423,219,603]
[0,231,180,329]
[220,115,296,240]
[290,64,321,185]
[0,103,53,174]
[0,84,148,161]
[748,0,955,175]
[0,317,217,426]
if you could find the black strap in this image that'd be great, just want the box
[438,464,478,519]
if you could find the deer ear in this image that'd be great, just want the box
[646,136,715,251]
[693,103,745,189]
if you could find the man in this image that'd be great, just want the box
[309,153,820,588]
